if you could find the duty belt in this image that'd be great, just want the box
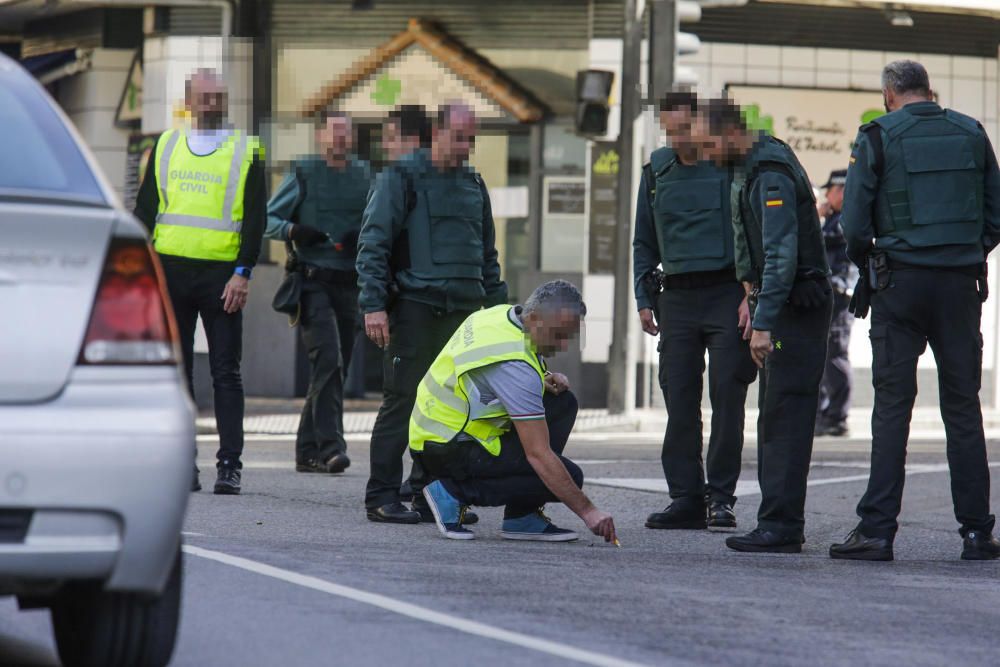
[303,266,358,286]
[662,268,738,290]
[887,258,983,278]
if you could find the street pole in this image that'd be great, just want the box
[649,0,677,105]
[607,0,644,414]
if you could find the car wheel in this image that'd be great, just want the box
[50,547,182,667]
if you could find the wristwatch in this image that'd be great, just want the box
[234,266,252,280]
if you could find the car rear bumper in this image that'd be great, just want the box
[0,366,194,595]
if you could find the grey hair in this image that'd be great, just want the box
[881,60,931,96]
[522,280,587,319]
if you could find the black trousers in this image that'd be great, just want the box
[658,282,757,506]
[364,299,472,509]
[296,274,360,464]
[161,256,244,466]
[417,391,583,519]
[755,286,832,536]
[857,269,995,539]
[817,296,853,427]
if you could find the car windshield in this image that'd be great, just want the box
[0,65,106,204]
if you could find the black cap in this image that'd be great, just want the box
[822,169,848,189]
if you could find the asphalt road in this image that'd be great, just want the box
[1,431,998,667]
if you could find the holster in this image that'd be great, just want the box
[868,251,891,291]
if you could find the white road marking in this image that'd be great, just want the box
[182,544,652,667]
[587,463,999,495]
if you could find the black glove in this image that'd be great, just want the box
[290,224,329,248]
[788,279,826,309]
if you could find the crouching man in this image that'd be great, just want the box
[410,280,618,543]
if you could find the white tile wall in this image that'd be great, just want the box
[952,78,985,120]
[850,50,885,73]
[953,55,984,79]
[816,48,849,71]
[781,68,816,87]
[712,43,747,66]
[918,53,952,79]
[781,46,817,71]
[746,66,780,85]
[747,45,780,68]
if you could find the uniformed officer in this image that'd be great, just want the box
[412,280,617,545]
[815,169,855,437]
[633,91,756,532]
[830,60,1000,561]
[134,68,266,495]
[266,112,372,474]
[700,98,832,553]
[357,102,508,524]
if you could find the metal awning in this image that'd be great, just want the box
[20,48,92,85]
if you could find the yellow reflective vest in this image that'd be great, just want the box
[409,305,545,456]
[152,128,261,262]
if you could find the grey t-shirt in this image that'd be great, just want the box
[457,307,545,440]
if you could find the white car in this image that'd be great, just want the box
[0,53,192,665]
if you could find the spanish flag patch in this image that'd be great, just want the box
[765,199,783,207]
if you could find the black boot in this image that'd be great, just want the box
[726,528,802,553]
[366,502,421,524]
[829,529,893,561]
[961,530,1000,561]
[707,502,737,531]
[326,453,351,474]
[645,501,706,530]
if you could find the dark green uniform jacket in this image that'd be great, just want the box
[265,155,373,271]
[842,101,1000,268]
[355,149,507,313]
[633,147,735,310]
[734,136,830,331]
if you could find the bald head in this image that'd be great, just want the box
[185,68,227,129]
[432,102,477,168]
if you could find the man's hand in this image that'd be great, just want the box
[544,372,570,395]
[749,329,774,368]
[290,224,329,247]
[737,295,752,341]
[582,508,618,543]
[365,311,390,348]
[639,308,659,336]
[221,274,249,314]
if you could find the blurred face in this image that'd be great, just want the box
[317,116,353,162]
[382,120,421,162]
[186,72,227,129]
[688,112,725,164]
[524,309,582,357]
[433,106,477,168]
[825,184,844,211]
[660,107,695,152]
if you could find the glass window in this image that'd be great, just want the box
[0,66,104,203]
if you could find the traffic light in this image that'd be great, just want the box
[574,69,615,135]
[675,1,702,87]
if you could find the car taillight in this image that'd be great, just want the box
[78,237,179,365]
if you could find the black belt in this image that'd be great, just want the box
[888,259,982,278]
[303,266,358,286]
[662,268,737,290]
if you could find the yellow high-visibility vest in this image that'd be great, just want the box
[152,128,262,262]
[409,305,545,456]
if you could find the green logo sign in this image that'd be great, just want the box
[741,104,773,134]
[371,74,402,106]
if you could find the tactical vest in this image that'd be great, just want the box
[153,129,260,262]
[409,305,545,456]
[294,156,371,270]
[401,160,486,281]
[735,137,827,283]
[649,147,734,275]
[869,108,985,248]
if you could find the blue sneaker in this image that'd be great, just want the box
[422,481,474,540]
[501,509,578,542]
